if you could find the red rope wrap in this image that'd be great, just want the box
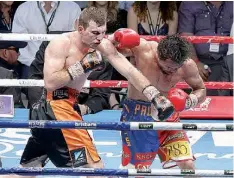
[141,35,234,44]
[89,81,234,89]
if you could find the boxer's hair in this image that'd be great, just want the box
[78,7,107,29]
[157,34,191,64]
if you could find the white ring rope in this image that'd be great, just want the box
[0,33,59,41]
[0,79,90,87]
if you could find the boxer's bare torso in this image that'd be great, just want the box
[63,38,90,90]
[128,39,197,101]
[44,31,103,91]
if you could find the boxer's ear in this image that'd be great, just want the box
[78,26,84,34]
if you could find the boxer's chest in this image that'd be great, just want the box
[64,49,100,90]
[136,60,184,95]
[152,71,184,95]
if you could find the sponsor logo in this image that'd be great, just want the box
[136,168,151,173]
[75,122,97,128]
[123,131,131,146]
[182,124,197,130]
[29,35,49,41]
[163,141,191,158]
[188,97,211,112]
[135,152,156,161]
[139,123,153,130]
[163,132,185,144]
[135,162,151,170]
[226,124,233,131]
[181,169,195,175]
[134,104,151,116]
[122,145,131,166]
[52,88,69,100]
[71,147,88,167]
[224,170,233,175]
[29,121,45,128]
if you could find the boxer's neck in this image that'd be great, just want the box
[73,32,90,54]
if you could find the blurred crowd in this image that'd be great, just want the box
[0,1,233,115]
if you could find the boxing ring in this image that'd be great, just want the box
[0,33,233,177]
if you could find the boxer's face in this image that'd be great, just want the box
[79,20,106,48]
[157,58,183,75]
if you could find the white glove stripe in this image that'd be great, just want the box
[186,94,199,109]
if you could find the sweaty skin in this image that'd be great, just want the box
[44,32,153,98]
[122,39,206,104]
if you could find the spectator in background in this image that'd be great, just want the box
[0,30,27,78]
[0,67,23,108]
[178,1,233,96]
[88,1,127,34]
[75,1,87,10]
[227,23,233,56]
[12,1,81,79]
[0,1,14,31]
[28,31,112,115]
[88,1,128,109]
[128,1,178,35]
[119,1,134,11]
[0,35,27,108]
[219,23,233,96]
[0,1,24,31]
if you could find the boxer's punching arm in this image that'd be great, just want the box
[97,39,174,121]
[168,60,206,111]
[97,39,151,92]
[44,36,71,91]
[116,39,148,57]
[107,31,146,57]
[183,60,206,104]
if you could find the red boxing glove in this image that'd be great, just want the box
[167,88,198,112]
[113,28,140,49]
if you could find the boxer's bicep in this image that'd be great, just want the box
[44,37,70,76]
[44,37,71,91]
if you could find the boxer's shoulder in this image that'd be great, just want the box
[47,34,71,51]
[132,38,153,54]
[182,58,197,71]
[181,58,199,78]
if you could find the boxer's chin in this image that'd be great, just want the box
[90,43,100,49]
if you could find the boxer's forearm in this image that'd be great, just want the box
[192,88,206,104]
[106,52,151,92]
[44,69,71,91]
